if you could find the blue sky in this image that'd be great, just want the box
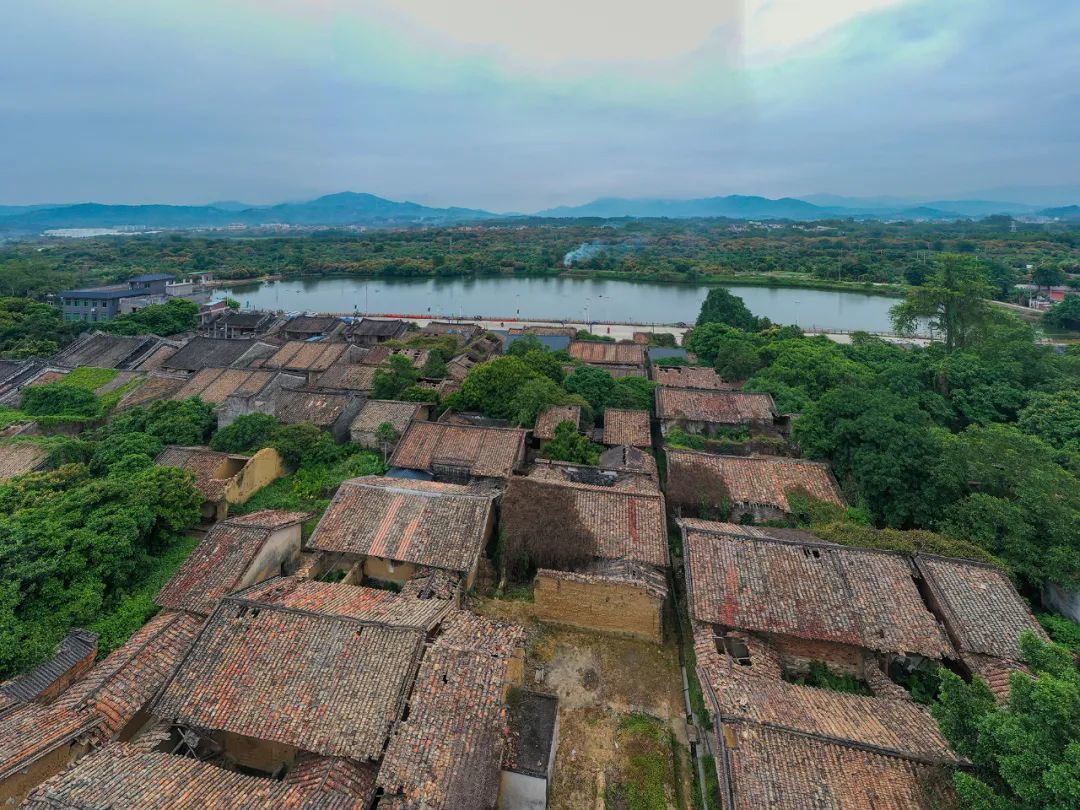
[2,0,1079,210]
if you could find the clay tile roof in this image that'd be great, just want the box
[265,341,347,373]
[537,559,668,600]
[234,577,451,629]
[656,388,776,424]
[350,400,424,435]
[0,702,102,781]
[0,441,48,480]
[568,341,645,366]
[317,363,378,391]
[154,579,436,760]
[285,315,340,335]
[155,446,245,502]
[308,477,496,574]
[684,522,951,658]
[117,374,186,409]
[652,365,734,390]
[171,367,274,404]
[667,449,845,512]
[50,610,202,740]
[348,319,410,338]
[360,346,429,369]
[275,389,349,427]
[23,744,378,809]
[154,513,304,615]
[377,612,523,808]
[714,721,955,810]
[602,408,652,448]
[694,627,958,765]
[534,405,582,440]
[504,476,669,568]
[0,629,97,705]
[390,421,526,479]
[597,445,659,479]
[163,337,271,371]
[526,459,660,494]
[914,555,1047,662]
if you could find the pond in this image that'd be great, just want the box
[214,275,902,332]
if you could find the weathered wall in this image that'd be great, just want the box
[728,502,787,524]
[764,633,866,676]
[225,448,285,506]
[240,525,303,588]
[363,556,417,584]
[217,729,298,775]
[1042,580,1080,623]
[0,739,90,806]
[532,575,663,643]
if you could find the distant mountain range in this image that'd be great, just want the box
[0,190,1077,236]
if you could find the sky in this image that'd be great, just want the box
[2,0,1079,211]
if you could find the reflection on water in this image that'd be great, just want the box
[215,276,901,332]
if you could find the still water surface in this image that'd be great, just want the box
[215,276,901,332]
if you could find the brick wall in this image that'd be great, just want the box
[532,575,663,643]
[765,633,867,676]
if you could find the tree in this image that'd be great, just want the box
[1031,263,1066,292]
[419,352,448,379]
[984,261,1020,300]
[375,422,400,463]
[93,398,217,446]
[21,383,99,417]
[1043,296,1080,332]
[1017,390,1080,452]
[542,421,600,465]
[563,366,615,419]
[510,376,568,427]
[931,633,1080,810]
[0,298,75,358]
[210,413,278,453]
[507,334,546,356]
[372,354,419,399]
[88,432,163,474]
[458,356,541,420]
[398,385,439,403]
[606,376,657,414]
[520,349,565,384]
[714,338,762,382]
[696,288,765,331]
[105,299,198,337]
[890,254,993,351]
[270,422,345,468]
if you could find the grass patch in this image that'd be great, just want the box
[694,754,721,810]
[607,713,675,810]
[62,367,119,391]
[98,377,143,411]
[89,532,200,656]
[0,406,31,429]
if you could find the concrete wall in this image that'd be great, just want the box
[532,574,664,643]
[498,771,547,810]
[240,524,303,586]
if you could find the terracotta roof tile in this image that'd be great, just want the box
[308,477,496,575]
[666,449,845,512]
[504,476,668,568]
[602,408,652,448]
[377,612,523,808]
[154,579,434,760]
[264,341,347,373]
[915,555,1047,662]
[0,702,101,781]
[715,721,955,810]
[117,374,186,409]
[652,366,734,390]
[349,400,425,436]
[695,626,958,764]
[656,388,775,424]
[155,513,303,616]
[171,367,274,404]
[568,341,645,366]
[154,446,245,502]
[534,405,582,440]
[23,744,377,809]
[0,441,48,480]
[275,389,350,427]
[684,524,952,658]
[597,445,659,479]
[390,421,526,479]
[316,364,378,392]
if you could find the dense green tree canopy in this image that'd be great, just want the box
[890,254,994,350]
[696,287,767,331]
[105,298,198,337]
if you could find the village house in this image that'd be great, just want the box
[278,314,344,341]
[154,445,285,521]
[655,388,778,436]
[602,408,652,448]
[168,367,276,405]
[114,373,188,410]
[420,320,483,344]
[160,337,277,374]
[213,370,305,428]
[567,340,648,377]
[0,442,49,482]
[359,344,430,369]
[305,476,498,589]
[665,449,845,521]
[532,404,582,447]
[0,631,98,709]
[312,361,378,393]
[503,466,669,642]
[504,325,575,353]
[273,388,364,442]
[51,333,182,372]
[598,444,659,480]
[651,364,734,390]
[201,309,277,339]
[0,610,202,806]
[349,399,429,449]
[261,340,354,384]
[390,420,527,483]
[445,352,478,382]
[344,318,411,347]
[155,510,309,617]
[914,554,1049,700]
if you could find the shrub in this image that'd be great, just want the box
[210,413,278,453]
[22,383,99,417]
